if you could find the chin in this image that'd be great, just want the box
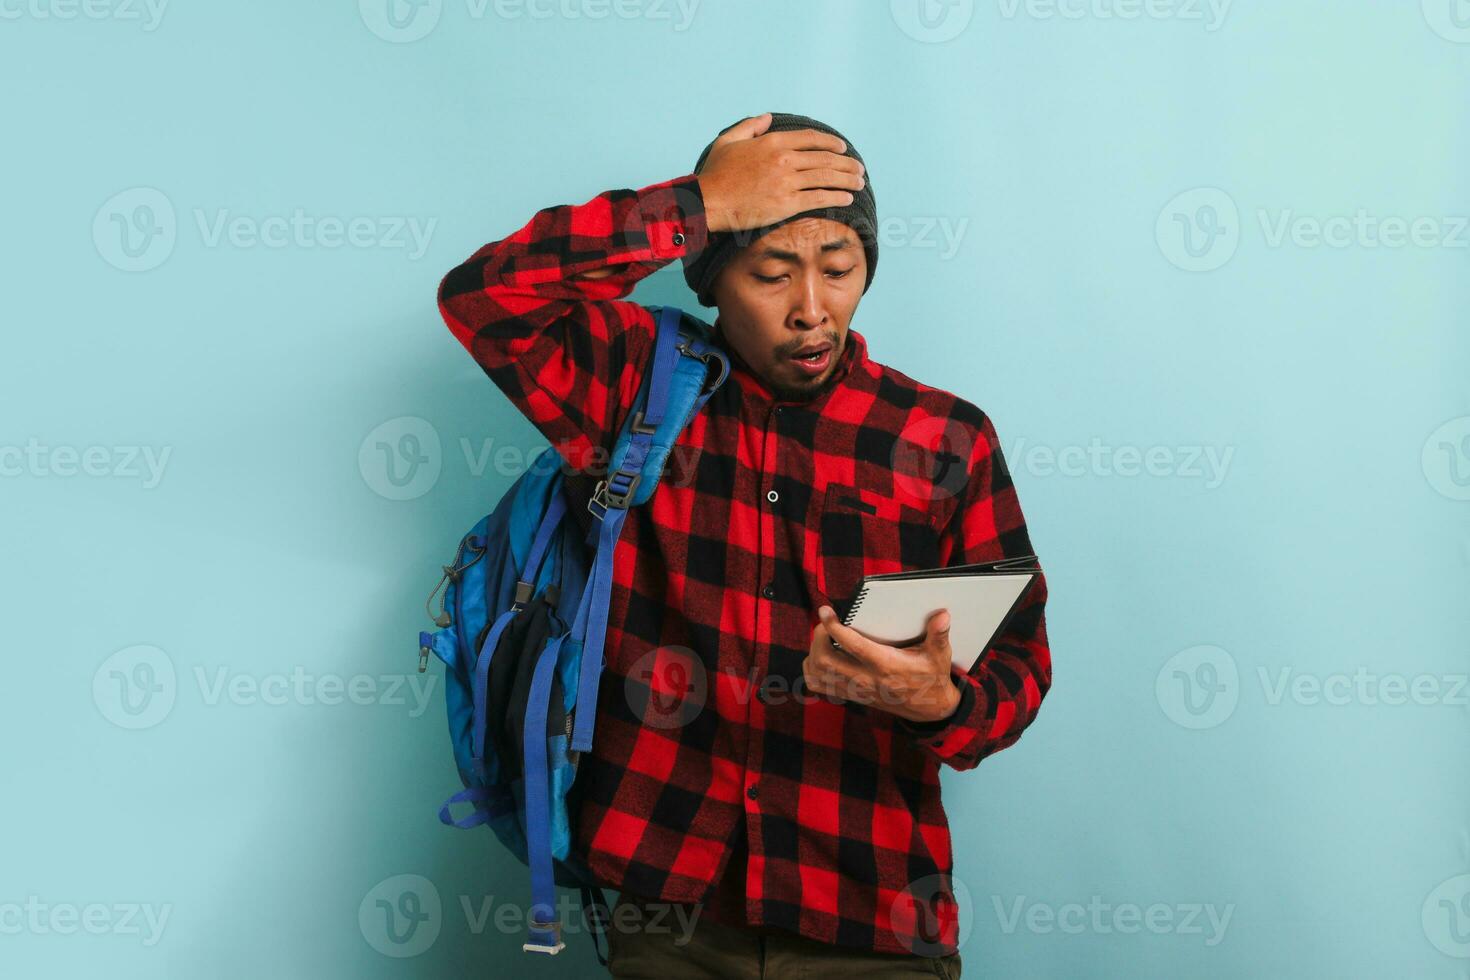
[767,368,832,403]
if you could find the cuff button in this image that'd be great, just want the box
[672,232,686,246]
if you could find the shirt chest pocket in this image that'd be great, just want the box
[811,482,941,621]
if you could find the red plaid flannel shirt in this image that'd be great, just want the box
[437,173,1052,957]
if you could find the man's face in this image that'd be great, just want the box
[711,217,866,403]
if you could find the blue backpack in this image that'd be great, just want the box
[417,305,729,960]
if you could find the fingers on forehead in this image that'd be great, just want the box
[770,128,848,153]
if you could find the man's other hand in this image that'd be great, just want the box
[804,605,962,724]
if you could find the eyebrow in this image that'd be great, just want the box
[754,239,855,263]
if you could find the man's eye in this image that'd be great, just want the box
[754,268,853,283]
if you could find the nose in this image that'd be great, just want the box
[791,270,829,332]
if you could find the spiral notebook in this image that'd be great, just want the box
[840,555,1040,672]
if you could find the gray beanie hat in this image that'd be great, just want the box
[685,112,878,308]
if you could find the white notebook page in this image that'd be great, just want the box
[842,572,1034,672]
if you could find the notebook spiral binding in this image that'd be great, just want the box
[842,586,871,626]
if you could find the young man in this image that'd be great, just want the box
[437,111,1051,978]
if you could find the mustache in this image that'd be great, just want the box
[783,332,840,357]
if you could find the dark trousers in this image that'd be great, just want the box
[603,891,962,979]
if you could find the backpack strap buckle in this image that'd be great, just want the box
[587,469,643,517]
[627,409,656,435]
[677,340,730,393]
[522,917,564,955]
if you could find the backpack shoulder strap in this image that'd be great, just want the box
[588,305,728,517]
[565,305,725,754]
[518,306,727,954]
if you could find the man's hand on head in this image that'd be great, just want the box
[695,112,866,236]
[804,605,962,724]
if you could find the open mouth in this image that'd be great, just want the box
[789,344,833,375]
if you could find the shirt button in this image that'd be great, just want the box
[761,584,775,599]
[747,785,759,800]
[672,231,686,246]
[766,489,779,503]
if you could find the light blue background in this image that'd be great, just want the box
[3,1,1467,977]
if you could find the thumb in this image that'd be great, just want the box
[928,609,952,648]
[716,111,772,145]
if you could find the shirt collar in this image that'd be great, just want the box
[715,322,869,413]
